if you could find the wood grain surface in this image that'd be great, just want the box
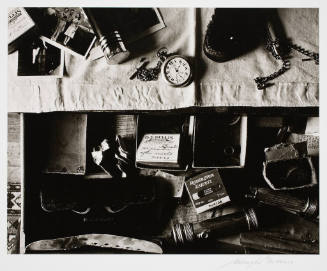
[7,113,21,254]
[8,113,21,184]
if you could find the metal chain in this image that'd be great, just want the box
[136,47,169,81]
[254,39,319,90]
[136,60,163,81]
[287,42,319,64]
[266,40,283,59]
[254,59,291,90]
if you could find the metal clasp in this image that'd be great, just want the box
[157,47,168,61]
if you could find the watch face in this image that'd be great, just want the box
[163,56,192,87]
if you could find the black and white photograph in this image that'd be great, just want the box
[39,8,96,58]
[115,8,165,43]
[88,8,166,60]
[17,37,64,77]
[5,2,325,270]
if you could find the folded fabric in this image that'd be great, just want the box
[8,8,318,112]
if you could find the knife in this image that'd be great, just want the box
[25,233,163,254]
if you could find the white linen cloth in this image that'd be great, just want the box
[8,8,318,112]
[198,8,319,107]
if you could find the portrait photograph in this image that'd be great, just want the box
[39,8,96,58]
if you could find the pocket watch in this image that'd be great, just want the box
[159,50,193,87]
[133,47,193,87]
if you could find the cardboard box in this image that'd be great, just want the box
[135,114,192,171]
[192,115,247,168]
[19,113,138,252]
[41,113,87,175]
[185,169,231,214]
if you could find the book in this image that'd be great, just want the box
[136,133,181,168]
[185,169,231,214]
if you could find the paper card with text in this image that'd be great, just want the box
[136,134,180,164]
[185,169,230,214]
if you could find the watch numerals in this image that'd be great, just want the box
[163,56,191,86]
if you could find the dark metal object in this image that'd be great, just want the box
[240,208,319,254]
[83,8,130,64]
[241,231,319,254]
[171,208,259,245]
[129,60,150,80]
[254,20,291,90]
[135,47,169,81]
[254,54,290,90]
[289,43,319,64]
[246,187,319,218]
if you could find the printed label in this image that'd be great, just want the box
[185,169,230,214]
[8,8,35,44]
[136,134,180,163]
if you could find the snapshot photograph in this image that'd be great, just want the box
[115,8,165,42]
[17,38,64,77]
[40,8,96,58]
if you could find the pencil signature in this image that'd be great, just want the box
[218,256,293,269]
